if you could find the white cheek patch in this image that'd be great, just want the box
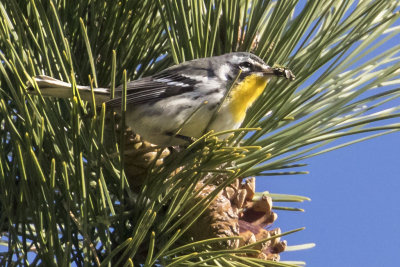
[216,64,231,81]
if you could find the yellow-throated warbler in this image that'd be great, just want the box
[28,52,295,146]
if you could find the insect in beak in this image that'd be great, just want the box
[261,66,296,81]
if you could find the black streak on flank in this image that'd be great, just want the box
[205,89,220,96]
[191,95,201,100]
[143,109,163,117]
[207,103,219,111]
[174,104,193,116]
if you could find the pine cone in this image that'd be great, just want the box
[185,177,287,260]
[108,113,170,189]
[185,181,240,248]
[123,128,170,189]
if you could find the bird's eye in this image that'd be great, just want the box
[239,62,252,69]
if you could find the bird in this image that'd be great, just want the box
[27,52,295,146]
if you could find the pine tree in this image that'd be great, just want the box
[1,1,399,266]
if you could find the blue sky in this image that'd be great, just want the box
[259,131,400,266]
[256,3,400,266]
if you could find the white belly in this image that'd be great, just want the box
[124,95,240,146]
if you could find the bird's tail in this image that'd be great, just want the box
[27,75,111,104]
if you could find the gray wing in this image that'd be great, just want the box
[106,71,200,108]
[106,57,217,108]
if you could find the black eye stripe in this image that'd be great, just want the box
[239,61,252,69]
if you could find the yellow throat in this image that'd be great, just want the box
[228,74,269,122]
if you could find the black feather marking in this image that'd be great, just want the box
[174,104,193,115]
[204,89,220,96]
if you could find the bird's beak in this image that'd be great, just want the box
[261,65,296,81]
